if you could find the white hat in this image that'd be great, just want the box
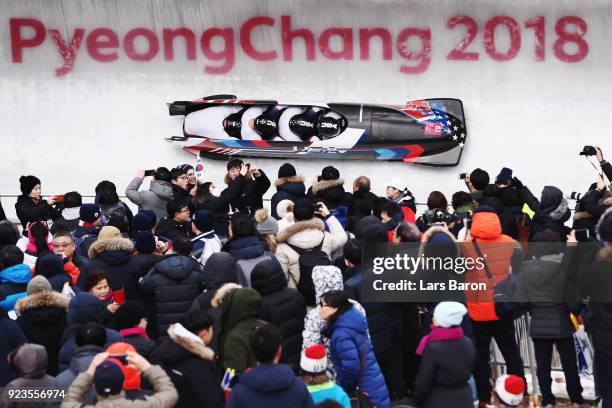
[276,199,294,219]
[433,301,467,328]
[386,177,406,191]
[494,374,525,406]
[300,344,327,374]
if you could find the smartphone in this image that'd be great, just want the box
[51,194,65,203]
[110,354,128,365]
[144,169,155,177]
[575,229,590,242]
[459,173,468,180]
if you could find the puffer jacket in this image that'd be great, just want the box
[309,178,353,212]
[213,285,266,374]
[223,235,271,287]
[55,344,104,401]
[275,217,347,288]
[520,185,571,241]
[15,291,69,376]
[271,176,306,219]
[125,177,174,220]
[463,211,519,322]
[0,264,32,312]
[224,170,271,215]
[251,259,306,367]
[14,195,58,232]
[140,255,203,339]
[4,344,58,403]
[573,189,612,236]
[191,252,238,312]
[0,312,27,387]
[323,307,390,408]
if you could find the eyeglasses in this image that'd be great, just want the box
[179,209,190,213]
[177,175,188,181]
[53,242,74,249]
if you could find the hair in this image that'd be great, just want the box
[531,229,563,258]
[230,215,257,240]
[194,182,215,208]
[381,201,401,217]
[227,158,243,171]
[451,191,474,211]
[301,372,330,386]
[180,309,214,334]
[1,245,24,267]
[372,197,390,219]
[470,168,490,191]
[170,167,186,181]
[85,269,111,292]
[172,236,193,256]
[95,181,119,205]
[167,200,188,218]
[0,221,20,246]
[52,231,75,243]
[249,324,282,364]
[343,239,361,266]
[427,191,448,211]
[321,290,353,324]
[63,191,82,208]
[107,216,129,234]
[154,167,171,182]
[262,235,277,253]
[395,222,421,243]
[352,176,371,192]
[29,222,51,255]
[75,322,107,348]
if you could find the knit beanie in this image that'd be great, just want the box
[19,175,41,196]
[278,163,297,178]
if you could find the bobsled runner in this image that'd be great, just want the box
[166,94,467,166]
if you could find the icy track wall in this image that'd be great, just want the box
[1,0,610,217]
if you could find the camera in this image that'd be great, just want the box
[567,192,583,201]
[425,209,457,226]
[580,146,597,156]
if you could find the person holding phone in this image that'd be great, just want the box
[125,167,174,220]
[15,175,59,234]
[224,158,271,216]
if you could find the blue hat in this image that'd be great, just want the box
[193,210,214,232]
[80,204,101,223]
[134,231,156,254]
[495,167,513,184]
[93,359,124,396]
[132,210,157,233]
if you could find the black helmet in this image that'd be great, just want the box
[289,114,317,138]
[317,116,344,138]
[223,112,242,139]
[253,116,277,137]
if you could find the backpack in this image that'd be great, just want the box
[235,252,277,288]
[102,202,129,226]
[192,233,222,267]
[287,239,332,307]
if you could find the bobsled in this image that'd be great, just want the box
[166,94,467,166]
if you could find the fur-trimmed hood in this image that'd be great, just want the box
[167,323,215,360]
[15,291,69,315]
[597,246,612,263]
[548,198,570,221]
[224,172,252,185]
[276,218,324,245]
[573,211,593,222]
[88,236,134,259]
[605,197,612,207]
[419,225,459,257]
[311,178,344,195]
[211,282,242,308]
[274,175,305,187]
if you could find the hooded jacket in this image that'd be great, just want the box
[520,185,571,241]
[271,176,306,219]
[153,324,223,408]
[213,285,266,374]
[309,178,353,212]
[251,259,307,367]
[125,177,174,220]
[155,218,191,242]
[56,344,104,401]
[227,364,315,408]
[223,235,272,287]
[140,255,203,339]
[5,344,58,398]
[275,217,347,289]
[323,307,391,408]
[14,195,58,232]
[0,263,32,311]
[34,253,72,292]
[224,170,271,215]
[15,291,69,376]
[191,252,238,312]
[0,312,27,387]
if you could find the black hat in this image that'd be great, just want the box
[35,253,64,278]
[223,112,242,138]
[131,210,157,233]
[80,204,102,223]
[176,164,194,172]
[495,167,513,185]
[115,300,147,330]
[227,158,244,171]
[134,231,156,254]
[19,175,41,196]
[278,163,296,179]
[193,209,214,232]
[321,166,340,181]
[293,199,315,221]
[154,167,171,183]
[93,359,124,397]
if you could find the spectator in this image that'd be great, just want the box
[191,252,238,312]
[155,200,192,242]
[255,208,279,252]
[300,344,350,407]
[34,252,73,292]
[15,275,69,376]
[15,175,59,232]
[106,342,155,400]
[271,163,306,219]
[56,322,107,401]
[52,231,88,286]
[277,199,296,233]
[131,231,164,278]
[190,209,222,266]
[170,167,192,207]
[62,351,178,408]
[347,176,377,234]
[413,302,475,408]
[154,310,223,408]
[176,163,198,192]
[227,324,315,408]
[0,307,27,387]
[125,167,174,220]
[380,200,403,232]
[212,285,265,374]
[0,220,21,253]
[251,259,307,366]
[464,168,490,201]
[0,246,32,312]
[275,199,347,290]
[139,237,203,340]
[73,203,104,257]
[50,191,82,234]
[416,191,454,233]
[17,221,52,268]
[85,269,119,316]
[309,166,352,228]
[385,177,417,222]
[224,159,271,215]
[4,344,58,400]
[320,290,390,408]
[572,174,611,236]
[130,210,157,236]
[114,300,156,359]
[393,222,421,243]
[95,180,133,227]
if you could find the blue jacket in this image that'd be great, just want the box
[324,307,390,408]
[307,381,351,407]
[227,364,314,408]
[0,264,32,311]
[270,176,306,219]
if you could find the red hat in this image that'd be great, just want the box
[494,374,525,406]
[300,344,327,374]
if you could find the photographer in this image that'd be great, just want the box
[416,191,457,233]
[572,174,611,235]
[597,146,612,181]
[224,159,271,215]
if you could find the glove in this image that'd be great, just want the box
[511,177,524,189]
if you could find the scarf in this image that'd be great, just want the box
[416,325,464,356]
[119,327,149,339]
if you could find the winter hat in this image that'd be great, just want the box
[300,344,328,374]
[12,344,48,378]
[80,204,102,223]
[27,275,52,295]
[386,177,406,191]
[106,342,140,391]
[35,253,64,278]
[494,374,525,406]
[67,292,106,325]
[93,359,125,397]
[133,231,156,254]
[131,210,156,232]
[153,167,171,182]
[540,186,563,212]
[278,163,297,178]
[321,166,340,181]
[227,158,244,171]
[596,207,612,244]
[495,167,513,185]
[19,175,41,196]
[193,210,215,232]
[429,232,454,244]
[293,199,315,221]
[255,209,279,235]
[276,200,294,219]
[98,226,121,241]
[177,164,194,172]
[115,300,147,330]
[433,301,467,328]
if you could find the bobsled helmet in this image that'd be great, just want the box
[317,116,345,139]
[289,114,317,139]
[223,112,242,139]
[253,116,277,138]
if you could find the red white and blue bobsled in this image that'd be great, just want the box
[166,94,467,166]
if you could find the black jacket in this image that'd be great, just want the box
[119,330,157,360]
[140,254,203,339]
[172,184,193,208]
[308,178,353,212]
[413,336,475,408]
[155,218,191,242]
[347,187,378,234]
[270,176,306,219]
[573,189,612,235]
[14,195,59,231]
[199,175,246,237]
[226,170,271,215]
[15,291,69,376]
[191,252,238,312]
[0,312,27,387]
[50,216,80,235]
[251,259,306,367]
[520,185,571,240]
